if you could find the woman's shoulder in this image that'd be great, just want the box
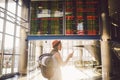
[51,49,58,54]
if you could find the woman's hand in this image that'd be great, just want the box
[68,51,74,58]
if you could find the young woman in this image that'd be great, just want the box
[49,40,73,80]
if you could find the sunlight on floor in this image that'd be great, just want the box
[61,65,100,80]
[18,65,101,80]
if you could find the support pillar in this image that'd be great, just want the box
[18,28,28,75]
[0,55,2,75]
[18,1,29,75]
[101,41,111,80]
[100,0,111,79]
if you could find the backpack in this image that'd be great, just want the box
[38,53,55,79]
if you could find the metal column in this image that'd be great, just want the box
[100,0,111,79]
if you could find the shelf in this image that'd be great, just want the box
[66,16,97,20]
[66,1,98,5]
[32,16,97,20]
[27,35,101,40]
[30,0,100,36]
[66,8,96,12]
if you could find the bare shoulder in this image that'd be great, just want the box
[54,52,61,58]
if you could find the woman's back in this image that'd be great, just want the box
[49,49,62,80]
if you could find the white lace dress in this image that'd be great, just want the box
[49,54,62,80]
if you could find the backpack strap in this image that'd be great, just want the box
[39,53,52,60]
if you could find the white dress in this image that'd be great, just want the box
[49,53,62,80]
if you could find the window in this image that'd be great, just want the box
[14,38,20,72]
[15,38,20,54]
[17,5,22,25]
[6,0,16,22]
[3,55,12,74]
[16,26,20,37]
[5,21,15,35]
[0,0,5,8]
[0,18,4,32]
[4,35,14,54]
[14,55,19,72]
[0,0,5,18]
[0,0,29,76]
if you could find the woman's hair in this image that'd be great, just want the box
[52,40,61,49]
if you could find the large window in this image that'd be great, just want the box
[0,0,29,75]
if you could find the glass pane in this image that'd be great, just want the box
[17,5,22,17]
[14,55,19,72]
[2,55,12,74]
[0,0,5,8]
[16,26,20,37]
[5,21,15,35]
[30,1,64,35]
[4,35,14,54]
[0,0,5,17]
[15,38,20,54]
[0,8,5,18]
[14,38,20,72]
[8,0,16,14]
[7,0,16,22]
[17,5,22,24]
[0,18,4,32]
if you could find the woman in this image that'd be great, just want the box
[49,40,73,80]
